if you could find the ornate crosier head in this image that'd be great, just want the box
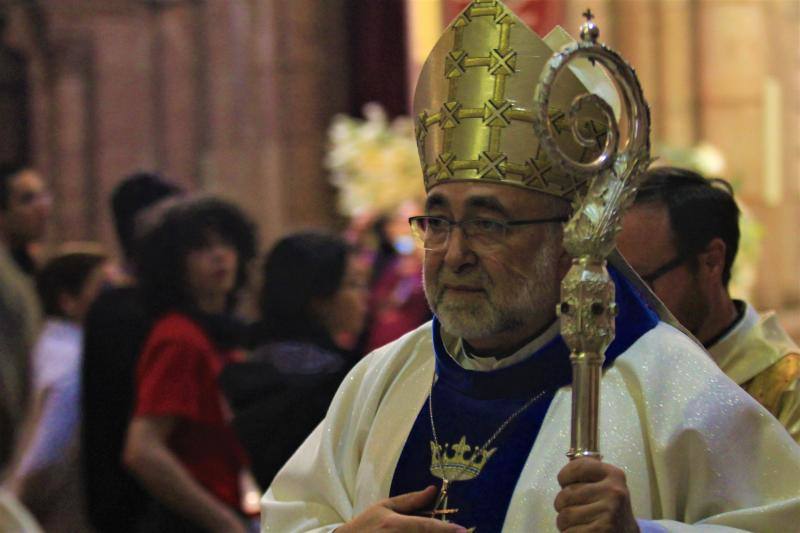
[429,436,497,481]
[532,7,652,260]
[413,0,619,201]
[531,7,652,461]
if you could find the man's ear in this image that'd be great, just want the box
[698,237,727,283]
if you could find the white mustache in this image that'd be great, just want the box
[436,272,489,289]
[432,254,539,294]
[435,256,533,289]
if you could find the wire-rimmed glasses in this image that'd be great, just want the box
[408,215,568,252]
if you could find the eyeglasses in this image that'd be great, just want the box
[408,215,568,252]
[640,254,690,286]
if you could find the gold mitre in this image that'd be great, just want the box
[414,0,617,201]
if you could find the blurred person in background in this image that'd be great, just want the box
[0,246,42,532]
[0,246,39,467]
[7,246,110,531]
[618,166,800,442]
[0,164,52,277]
[81,172,181,533]
[123,195,257,532]
[352,201,431,354]
[326,105,430,355]
[220,231,368,489]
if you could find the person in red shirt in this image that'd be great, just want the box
[123,196,257,532]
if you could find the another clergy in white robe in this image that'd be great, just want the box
[617,166,800,443]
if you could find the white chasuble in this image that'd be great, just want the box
[263,309,800,532]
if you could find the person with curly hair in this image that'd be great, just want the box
[123,195,257,533]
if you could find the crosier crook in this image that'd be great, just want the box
[532,10,653,460]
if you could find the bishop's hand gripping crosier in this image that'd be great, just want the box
[532,10,652,460]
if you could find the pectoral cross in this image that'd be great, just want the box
[425,479,460,521]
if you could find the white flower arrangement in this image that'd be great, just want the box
[325,103,424,218]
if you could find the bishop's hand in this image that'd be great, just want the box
[337,485,468,533]
[554,458,640,533]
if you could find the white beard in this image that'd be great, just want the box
[424,231,561,341]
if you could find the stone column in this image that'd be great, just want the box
[50,37,95,242]
[200,0,349,245]
[655,0,697,145]
[90,5,159,247]
[150,2,201,189]
[2,0,352,253]
[697,0,799,308]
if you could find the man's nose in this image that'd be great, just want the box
[442,225,477,271]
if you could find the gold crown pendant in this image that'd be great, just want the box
[429,436,497,481]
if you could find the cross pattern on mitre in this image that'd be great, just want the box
[415,0,610,199]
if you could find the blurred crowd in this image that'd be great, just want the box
[0,165,430,532]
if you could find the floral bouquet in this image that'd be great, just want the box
[325,103,424,218]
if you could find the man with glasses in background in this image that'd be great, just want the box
[618,166,799,442]
[0,164,52,276]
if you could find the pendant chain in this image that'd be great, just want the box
[428,372,549,484]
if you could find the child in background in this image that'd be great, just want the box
[123,196,257,533]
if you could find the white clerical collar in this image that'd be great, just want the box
[442,319,561,372]
[707,300,754,350]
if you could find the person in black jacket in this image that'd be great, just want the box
[220,231,368,489]
[80,172,180,533]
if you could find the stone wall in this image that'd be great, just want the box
[0,0,350,253]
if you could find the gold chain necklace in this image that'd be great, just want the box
[426,372,549,521]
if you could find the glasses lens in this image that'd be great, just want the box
[409,217,425,242]
[463,219,506,248]
[410,217,448,250]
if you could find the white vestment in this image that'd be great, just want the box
[262,321,800,532]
